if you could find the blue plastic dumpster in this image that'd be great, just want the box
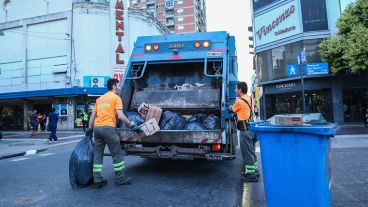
[249,123,338,207]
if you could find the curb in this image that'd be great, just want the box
[0,148,48,160]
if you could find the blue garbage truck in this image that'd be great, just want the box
[116,31,239,160]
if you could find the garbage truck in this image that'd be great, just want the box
[116,31,239,160]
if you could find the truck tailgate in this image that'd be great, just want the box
[116,129,222,144]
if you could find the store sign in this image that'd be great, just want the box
[113,65,126,86]
[254,0,302,47]
[275,82,297,91]
[301,0,328,32]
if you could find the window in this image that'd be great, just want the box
[177,8,183,13]
[178,25,184,30]
[165,0,173,8]
[177,17,184,21]
[257,39,323,82]
[157,12,163,17]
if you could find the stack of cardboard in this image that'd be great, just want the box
[274,115,303,126]
[139,118,160,136]
[137,103,163,136]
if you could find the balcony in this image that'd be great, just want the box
[165,13,174,18]
[146,0,155,5]
[166,21,175,26]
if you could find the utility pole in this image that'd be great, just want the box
[299,48,307,113]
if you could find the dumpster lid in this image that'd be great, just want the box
[248,122,339,136]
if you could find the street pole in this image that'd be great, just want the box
[299,55,306,113]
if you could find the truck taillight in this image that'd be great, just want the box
[203,41,210,48]
[212,144,221,152]
[145,44,152,51]
[194,41,201,48]
[153,44,160,51]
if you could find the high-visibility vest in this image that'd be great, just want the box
[82,113,89,121]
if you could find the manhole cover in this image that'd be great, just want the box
[15,196,44,205]
[9,143,35,147]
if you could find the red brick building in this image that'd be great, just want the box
[130,0,206,33]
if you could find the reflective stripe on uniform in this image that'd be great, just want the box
[93,164,103,172]
[245,164,257,173]
[113,161,125,171]
[97,103,111,109]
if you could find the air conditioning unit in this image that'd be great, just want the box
[90,77,105,88]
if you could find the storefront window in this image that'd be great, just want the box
[265,89,333,122]
[0,105,23,130]
[343,88,368,122]
[257,39,323,83]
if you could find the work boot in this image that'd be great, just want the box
[94,180,108,189]
[242,173,259,182]
[115,176,132,186]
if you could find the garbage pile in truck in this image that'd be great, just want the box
[121,102,221,136]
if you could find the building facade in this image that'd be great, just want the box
[129,0,206,34]
[0,0,169,130]
[252,0,367,123]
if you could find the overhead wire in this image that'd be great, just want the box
[4,30,70,41]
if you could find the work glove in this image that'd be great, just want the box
[85,128,93,138]
[129,121,142,133]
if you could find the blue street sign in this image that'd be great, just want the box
[304,62,329,75]
[286,64,300,76]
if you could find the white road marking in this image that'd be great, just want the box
[2,134,84,142]
[25,150,37,156]
[48,139,81,148]
[10,158,30,162]
[38,153,55,157]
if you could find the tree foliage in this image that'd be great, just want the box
[320,0,368,74]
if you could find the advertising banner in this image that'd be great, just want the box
[254,0,302,47]
[301,0,328,32]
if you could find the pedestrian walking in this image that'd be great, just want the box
[87,78,142,188]
[230,82,259,182]
[37,113,43,132]
[48,107,59,144]
[82,110,89,132]
[29,110,38,138]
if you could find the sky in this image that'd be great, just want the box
[206,0,254,87]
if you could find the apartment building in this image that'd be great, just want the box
[130,0,206,33]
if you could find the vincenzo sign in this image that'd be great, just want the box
[254,0,302,47]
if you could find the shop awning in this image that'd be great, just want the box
[0,87,108,100]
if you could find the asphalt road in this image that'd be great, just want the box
[0,142,244,207]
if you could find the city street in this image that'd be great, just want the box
[0,132,367,206]
[0,137,244,207]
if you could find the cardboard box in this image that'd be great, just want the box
[139,118,160,136]
[145,105,162,123]
[138,102,149,119]
[274,115,303,126]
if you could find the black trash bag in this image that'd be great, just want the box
[69,135,94,188]
[187,114,207,123]
[184,122,206,130]
[120,112,144,129]
[159,111,188,130]
[203,114,221,129]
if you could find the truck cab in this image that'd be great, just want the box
[117,31,239,160]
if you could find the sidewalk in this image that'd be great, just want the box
[243,134,368,207]
[0,133,84,160]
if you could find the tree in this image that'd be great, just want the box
[320,0,368,74]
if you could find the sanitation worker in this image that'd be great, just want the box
[87,78,142,188]
[230,81,259,182]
